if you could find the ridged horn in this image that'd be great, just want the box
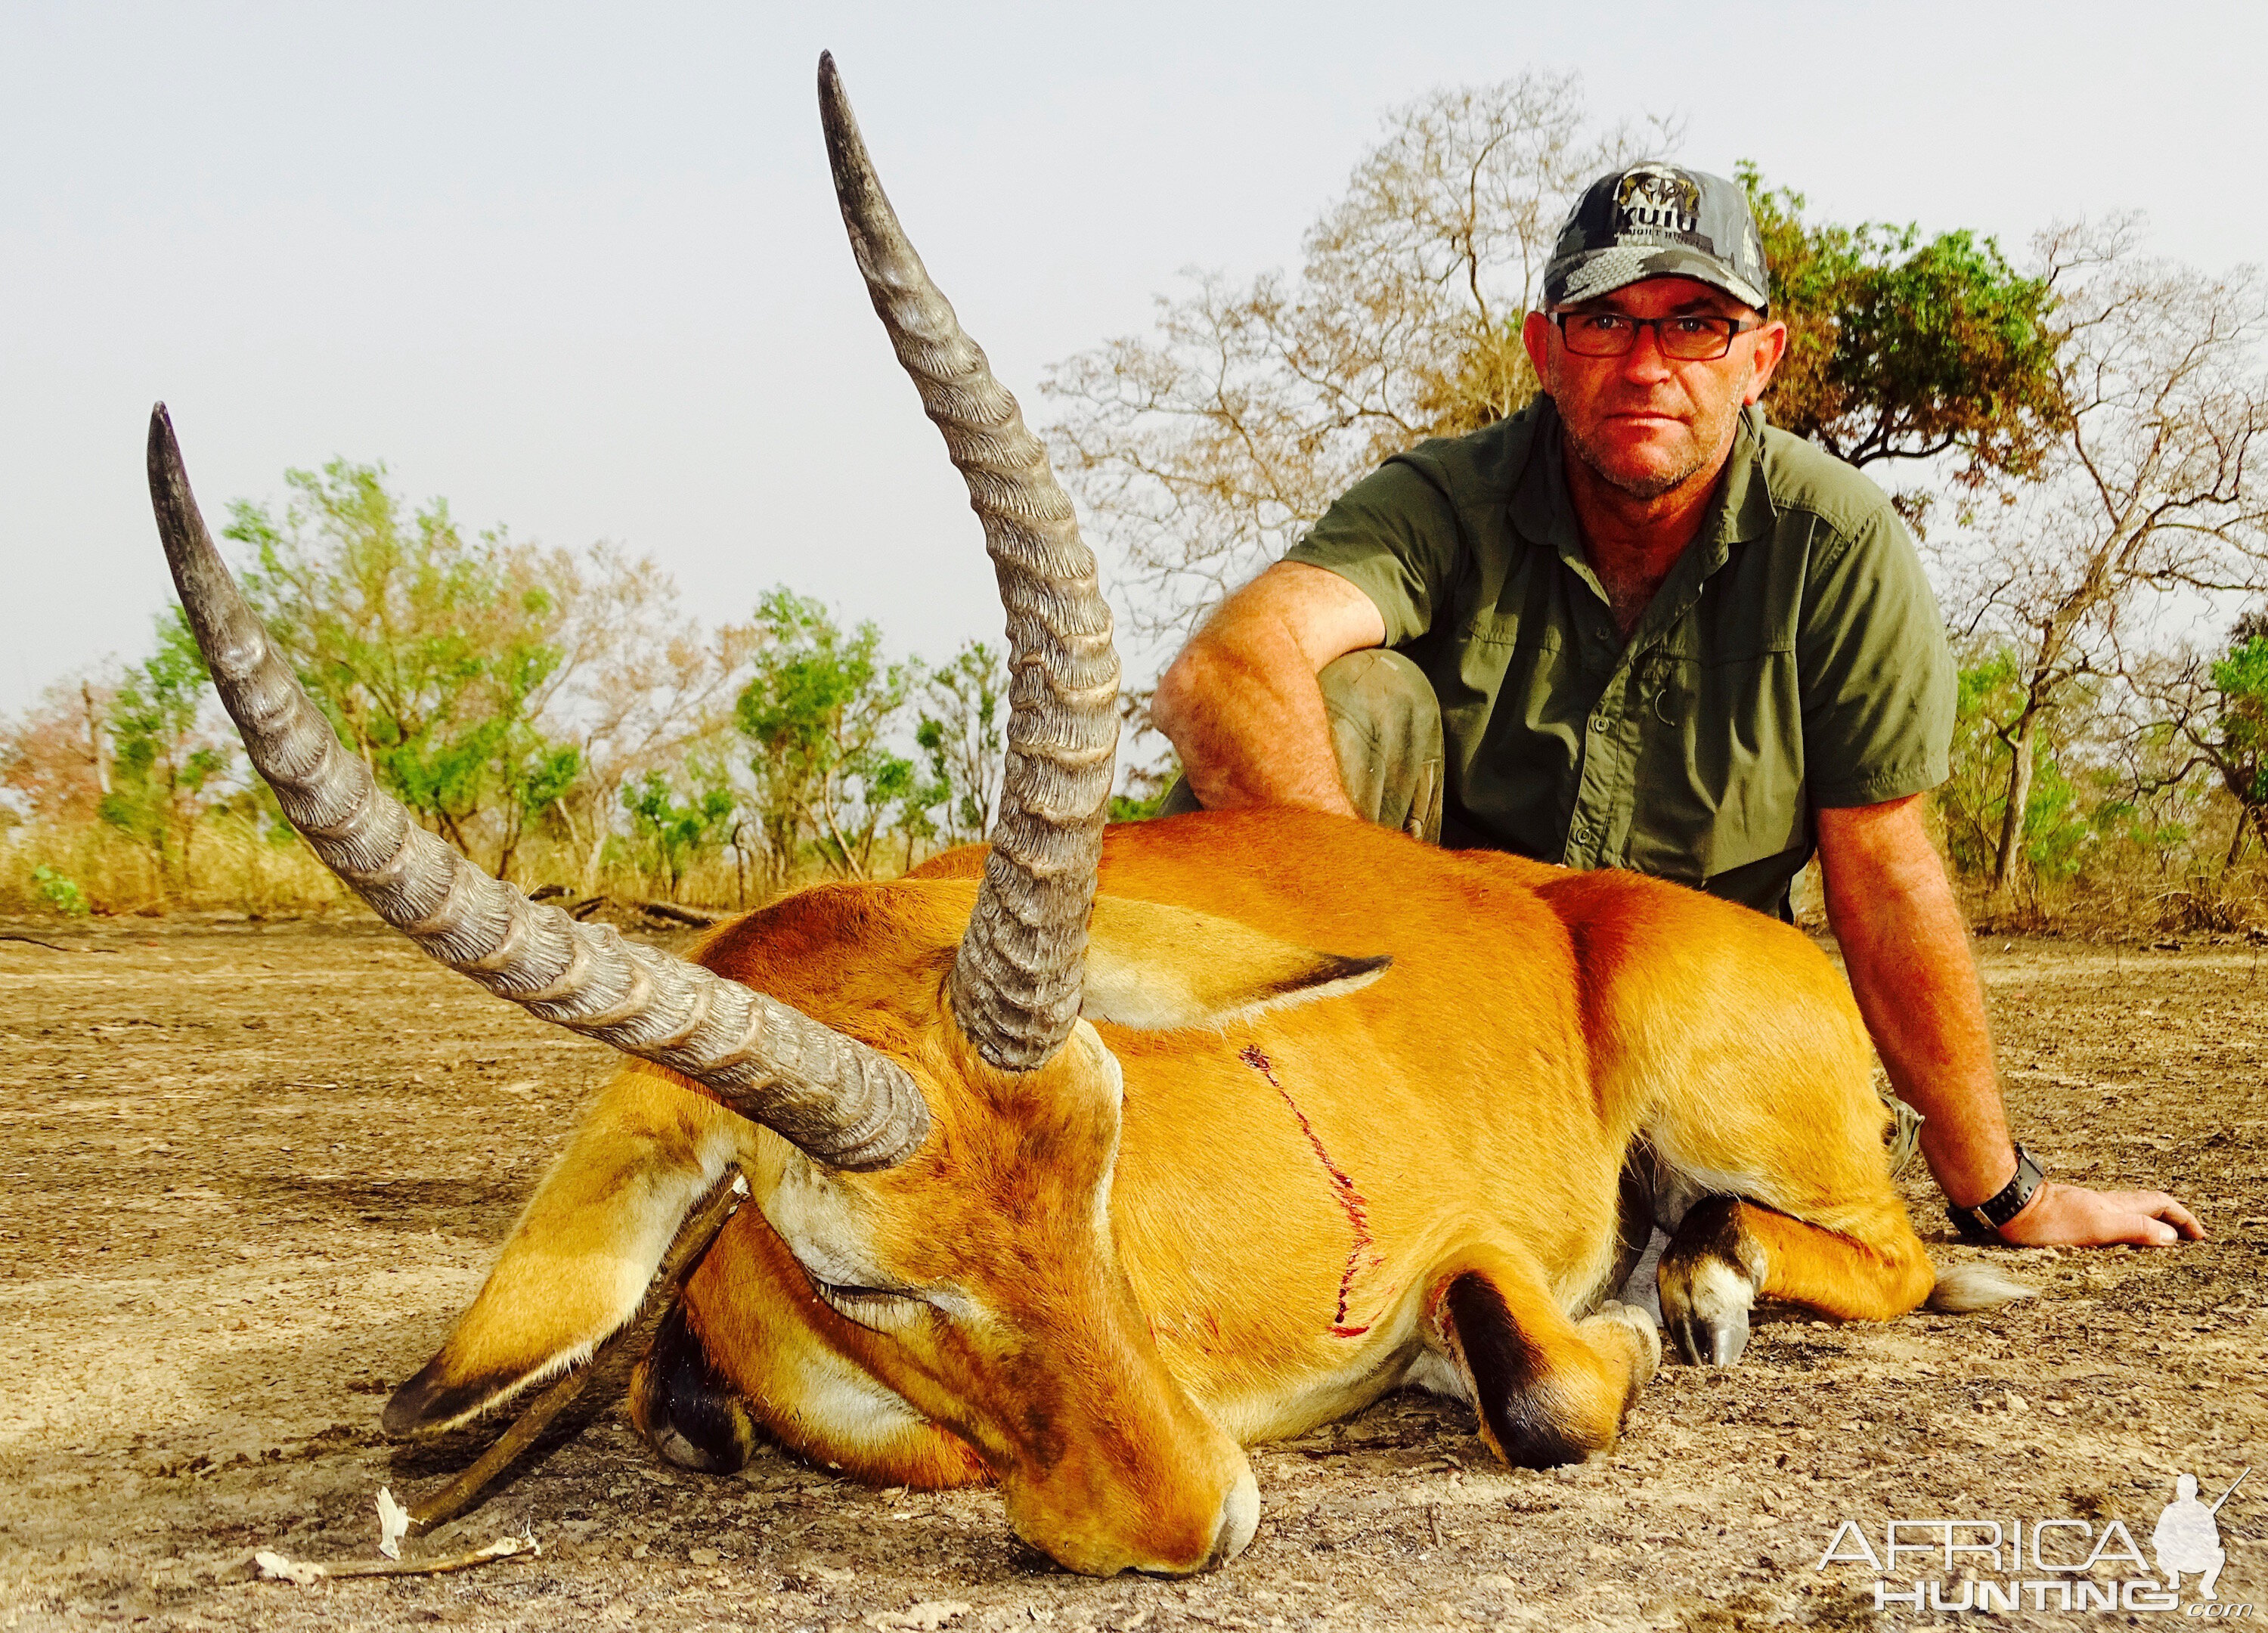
[818,53,1120,1074]
[144,404,927,1170]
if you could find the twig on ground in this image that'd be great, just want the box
[404,1169,747,1535]
[566,895,609,921]
[0,934,71,952]
[256,1532,538,1585]
[637,900,725,928]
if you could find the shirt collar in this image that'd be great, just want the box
[1703,403,1778,557]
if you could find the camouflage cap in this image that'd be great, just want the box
[1544,161,1771,315]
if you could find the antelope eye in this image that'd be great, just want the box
[804,1268,928,1333]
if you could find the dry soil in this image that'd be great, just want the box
[0,916,2262,1631]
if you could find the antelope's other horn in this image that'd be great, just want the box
[144,405,927,1170]
[818,52,1120,1073]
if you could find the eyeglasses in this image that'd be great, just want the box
[1550,310,1761,362]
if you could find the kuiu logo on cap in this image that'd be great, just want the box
[1614,163,1707,248]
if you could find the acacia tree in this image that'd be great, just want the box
[1946,222,2268,906]
[1743,169,2063,502]
[1046,74,1671,642]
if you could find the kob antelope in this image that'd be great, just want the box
[147,54,2025,1579]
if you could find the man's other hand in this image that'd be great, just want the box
[1997,1180,2204,1247]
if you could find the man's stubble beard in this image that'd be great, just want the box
[1550,358,1752,504]
[1561,414,1712,501]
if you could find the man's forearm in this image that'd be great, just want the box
[1815,795,2199,1247]
[1151,564,1384,816]
[1820,850,2015,1209]
[1154,635,1356,814]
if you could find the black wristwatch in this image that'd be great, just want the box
[1949,1142,2044,1243]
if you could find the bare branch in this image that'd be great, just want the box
[1045,73,1660,643]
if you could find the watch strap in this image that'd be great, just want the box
[1949,1142,2043,1242]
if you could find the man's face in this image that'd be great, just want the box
[1520,277,1787,504]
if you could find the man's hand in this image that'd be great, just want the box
[1997,1180,2202,1247]
[1817,795,2203,1250]
[1151,562,1385,815]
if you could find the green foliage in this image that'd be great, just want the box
[1740,166,2062,486]
[98,610,234,894]
[1108,785,1175,823]
[912,640,1005,848]
[2015,756,2099,885]
[225,460,584,878]
[32,864,89,916]
[736,589,917,881]
[621,765,737,900]
[2210,628,2268,810]
[1941,651,2115,885]
[1941,653,2018,876]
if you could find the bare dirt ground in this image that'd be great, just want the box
[0,915,2262,1632]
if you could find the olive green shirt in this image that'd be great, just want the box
[1283,396,1954,919]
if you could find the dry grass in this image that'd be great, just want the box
[0,817,912,921]
[0,820,345,918]
[8,811,2263,944]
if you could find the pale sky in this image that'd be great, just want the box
[5,0,2263,714]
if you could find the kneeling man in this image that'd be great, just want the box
[1152,160,2197,1251]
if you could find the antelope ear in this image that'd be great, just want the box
[382,1071,746,1437]
[1079,896,1390,1031]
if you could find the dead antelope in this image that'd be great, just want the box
[147,54,2026,1579]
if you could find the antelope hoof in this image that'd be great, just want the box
[629,1304,758,1474]
[1656,1256,1754,1365]
[1585,1300,1664,1390]
[1656,1195,1764,1367]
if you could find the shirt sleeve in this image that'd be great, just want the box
[1280,457,1464,649]
[1796,505,1956,808]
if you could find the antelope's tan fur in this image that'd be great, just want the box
[147,54,2014,1585]
[400,808,1978,1575]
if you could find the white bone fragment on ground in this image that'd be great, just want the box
[254,1551,326,1586]
[252,1529,538,1584]
[376,1486,410,1559]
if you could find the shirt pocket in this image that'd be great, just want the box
[1625,646,1807,882]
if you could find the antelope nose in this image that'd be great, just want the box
[1204,1467,1261,1570]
